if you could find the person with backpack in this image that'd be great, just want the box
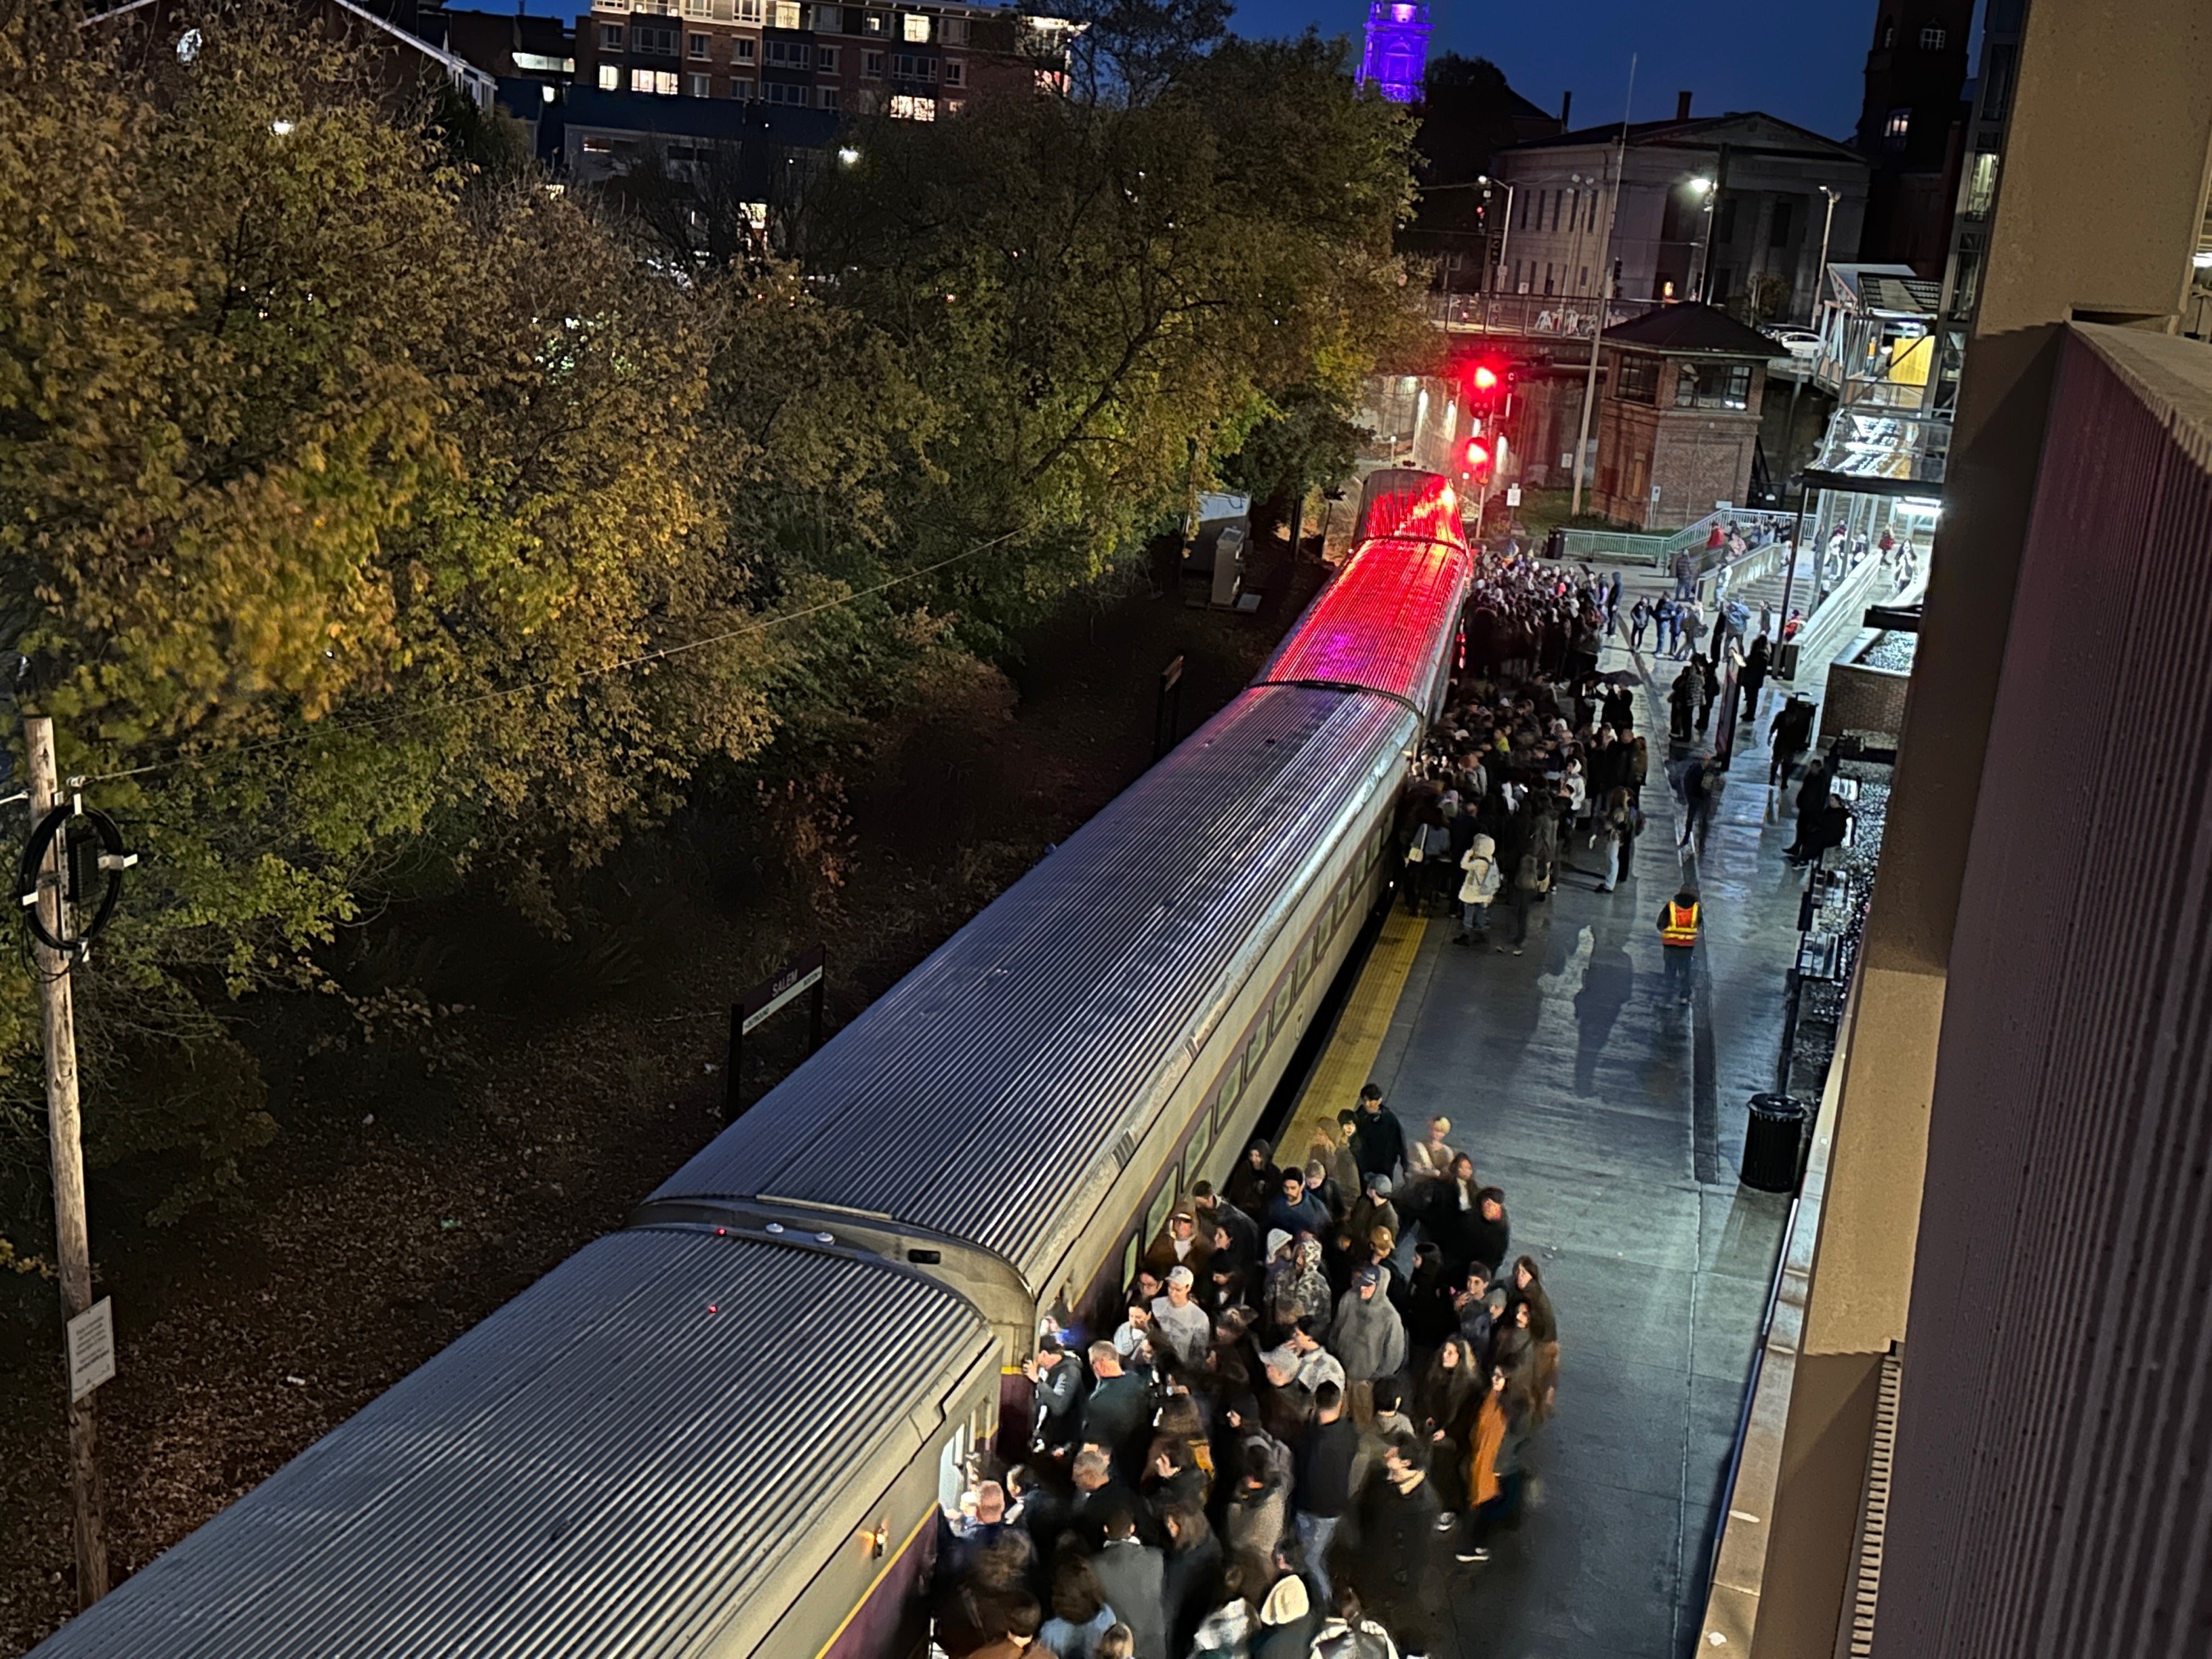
[1454,834,1501,945]
[1304,1585,1399,1659]
[1504,845,1542,956]
[1656,887,1700,1005]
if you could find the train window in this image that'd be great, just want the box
[1122,1233,1139,1292]
[938,1420,970,1512]
[1212,1052,1243,1136]
[1145,1180,1175,1246]
[1271,978,1294,1036]
[1184,1132,1209,1191]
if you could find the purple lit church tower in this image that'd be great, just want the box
[1357,0,1431,103]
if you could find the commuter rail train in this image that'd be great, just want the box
[28,473,1473,1659]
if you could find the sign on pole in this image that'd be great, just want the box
[66,1298,115,1401]
[1505,485,1523,508]
[729,947,827,1116]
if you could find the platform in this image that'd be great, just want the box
[1285,626,1836,1658]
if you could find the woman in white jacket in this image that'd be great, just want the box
[1456,834,1502,946]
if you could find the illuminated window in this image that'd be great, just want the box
[1884,107,1910,146]
[598,62,619,89]
[583,133,612,153]
[943,96,962,114]
[1966,150,1999,217]
[889,91,935,119]
[772,1,801,24]
[902,12,930,40]
[1919,24,1946,48]
[632,68,678,93]
[1391,3,1413,17]
[862,8,888,30]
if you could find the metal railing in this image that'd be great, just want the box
[1559,508,1800,575]
[1428,291,1663,341]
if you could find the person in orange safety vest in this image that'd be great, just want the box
[1657,887,1699,1005]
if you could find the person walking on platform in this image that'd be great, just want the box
[1769,696,1816,787]
[1656,887,1700,1005]
[1668,663,1700,741]
[1455,833,1501,945]
[1629,596,1651,652]
[1786,752,1835,865]
[1738,634,1772,723]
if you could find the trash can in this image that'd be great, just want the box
[1741,1093,1809,1193]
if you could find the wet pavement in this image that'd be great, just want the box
[1332,621,1843,1658]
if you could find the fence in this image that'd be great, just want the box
[1427,291,1662,342]
[1559,507,1801,577]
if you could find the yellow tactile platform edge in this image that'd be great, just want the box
[1281,908,1429,1158]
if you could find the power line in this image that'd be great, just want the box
[75,528,1025,787]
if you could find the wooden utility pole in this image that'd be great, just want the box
[26,716,108,1606]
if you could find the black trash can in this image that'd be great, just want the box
[1741,1093,1809,1193]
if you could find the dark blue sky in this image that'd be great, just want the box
[1248,0,1877,142]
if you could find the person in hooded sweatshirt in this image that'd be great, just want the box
[1456,832,1502,945]
[1229,1141,1280,1218]
[1331,1265,1408,1420]
[1225,1435,1290,1584]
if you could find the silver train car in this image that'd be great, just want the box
[27,473,1471,1659]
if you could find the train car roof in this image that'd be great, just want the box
[652,684,1417,1292]
[1256,530,1471,709]
[28,1231,990,1659]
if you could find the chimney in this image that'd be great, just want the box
[1675,89,1693,122]
[1559,90,1572,128]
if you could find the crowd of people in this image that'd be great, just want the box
[927,520,1870,1659]
[933,1089,1562,1659]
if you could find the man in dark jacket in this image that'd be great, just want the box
[1090,1511,1168,1659]
[1462,1188,1511,1277]
[1080,1343,1154,1481]
[1351,1084,1405,1183]
[1769,695,1815,784]
[1267,1168,1332,1242]
[1787,754,1834,863]
[1292,1380,1360,1602]
[1352,1437,1448,1656]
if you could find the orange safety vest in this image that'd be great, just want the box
[1662,901,1700,947]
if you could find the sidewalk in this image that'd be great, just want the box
[1300,624,1823,1656]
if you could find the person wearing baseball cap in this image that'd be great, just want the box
[1331,1262,1408,1422]
[1151,1264,1212,1370]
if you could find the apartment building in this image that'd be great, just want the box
[576,0,1068,121]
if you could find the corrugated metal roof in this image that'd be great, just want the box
[1257,533,1471,707]
[28,1233,988,1659]
[653,687,1418,1288]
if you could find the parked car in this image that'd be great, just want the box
[1765,327,1821,359]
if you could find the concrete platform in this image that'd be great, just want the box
[1286,626,1832,1658]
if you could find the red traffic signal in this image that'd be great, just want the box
[1471,365,1500,392]
[1462,438,1492,476]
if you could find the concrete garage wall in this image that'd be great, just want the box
[1872,324,2212,1659]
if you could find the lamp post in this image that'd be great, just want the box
[1686,174,1716,302]
[1478,174,1517,291]
[1570,54,1636,517]
[1810,184,1840,325]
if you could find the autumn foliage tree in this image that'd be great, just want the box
[0,1,1424,1227]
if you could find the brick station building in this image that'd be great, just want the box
[1586,303,1777,529]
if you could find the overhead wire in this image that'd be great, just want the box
[73,527,1026,787]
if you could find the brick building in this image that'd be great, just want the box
[575,0,1067,121]
[1586,304,1776,528]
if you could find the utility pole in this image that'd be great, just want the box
[26,715,108,1607]
[1572,54,1636,518]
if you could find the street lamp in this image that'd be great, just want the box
[1477,173,1517,293]
[1811,184,1841,325]
[1686,175,1717,303]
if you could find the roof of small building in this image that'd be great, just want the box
[1601,303,1785,359]
[1509,110,1866,166]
